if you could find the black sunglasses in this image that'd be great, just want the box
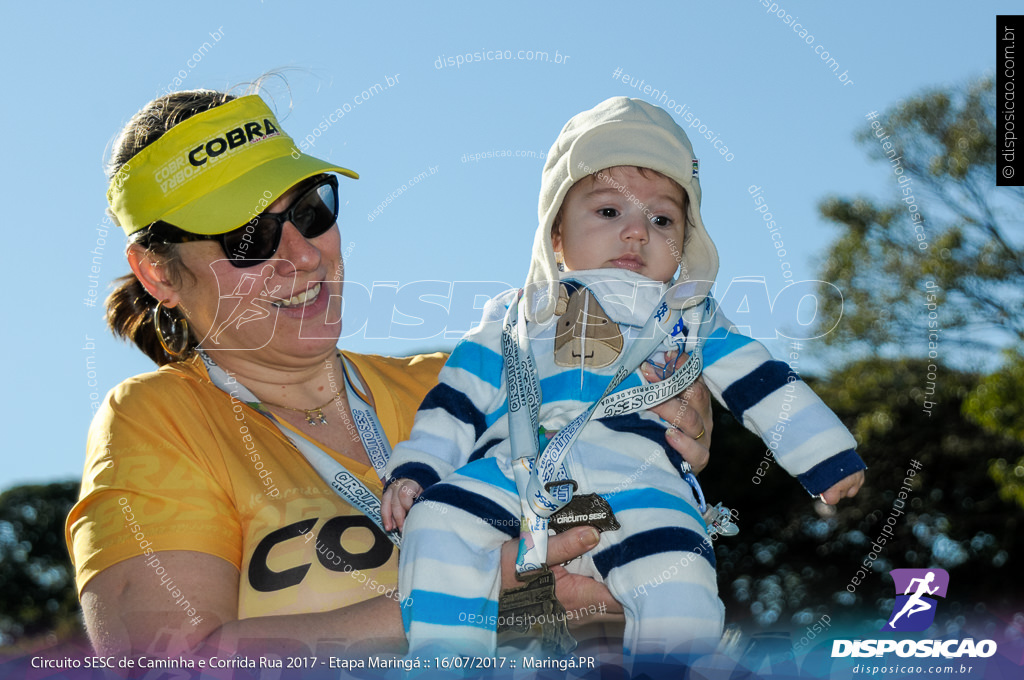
[144,175,340,268]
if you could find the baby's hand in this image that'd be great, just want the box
[381,478,423,532]
[820,470,865,505]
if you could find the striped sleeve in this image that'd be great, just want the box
[385,291,514,490]
[698,302,864,495]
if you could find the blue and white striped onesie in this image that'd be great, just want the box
[387,270,864,659]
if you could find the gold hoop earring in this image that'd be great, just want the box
[153,301,190,358]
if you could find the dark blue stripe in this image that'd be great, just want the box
[721,360,798,419]
[419,483,519,539]
[600,414,670,450]
[388,462,441,491]
[419,383,488,441]
[468,437,501,463]
[592,527,715,578]
[662,445,690,480]
[796,448,866,495]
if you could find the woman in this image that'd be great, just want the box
[65,89,715,659]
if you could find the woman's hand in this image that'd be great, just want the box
[499,527,625,628]
[643,350,713,473]
[546,528,627,626]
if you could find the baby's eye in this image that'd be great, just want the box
[598,207,620,218]
[651,215,673,228]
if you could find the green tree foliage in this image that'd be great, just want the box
[722,80,1024,646]
[815,73,1024,511]
[704,358,1022,636]
[0,481,82,647]
[815,76,1024,357]
[963,348,1024,509]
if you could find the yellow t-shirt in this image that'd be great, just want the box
[65,350,445,619]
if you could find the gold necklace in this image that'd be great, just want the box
[260,353,343,426]
[261,390,342,426]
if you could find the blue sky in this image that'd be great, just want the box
[0,1,1011,488]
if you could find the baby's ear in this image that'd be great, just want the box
[550,211,563,249]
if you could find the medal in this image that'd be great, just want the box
[497,567,577,655]
[549,493,620,534]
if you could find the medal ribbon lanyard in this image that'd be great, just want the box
[200,350,402,548]
[503,290,709,573]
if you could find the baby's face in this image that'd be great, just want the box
[552,166,686,283]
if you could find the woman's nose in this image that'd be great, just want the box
[275,221,324,272]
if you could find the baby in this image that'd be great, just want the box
[382,97,865,662]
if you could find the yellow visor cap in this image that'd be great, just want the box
[107,94,358,236]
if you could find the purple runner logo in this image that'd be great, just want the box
[883,568,949,632]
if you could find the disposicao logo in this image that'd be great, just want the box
[883,568,949,632]
[831,567,998,659]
